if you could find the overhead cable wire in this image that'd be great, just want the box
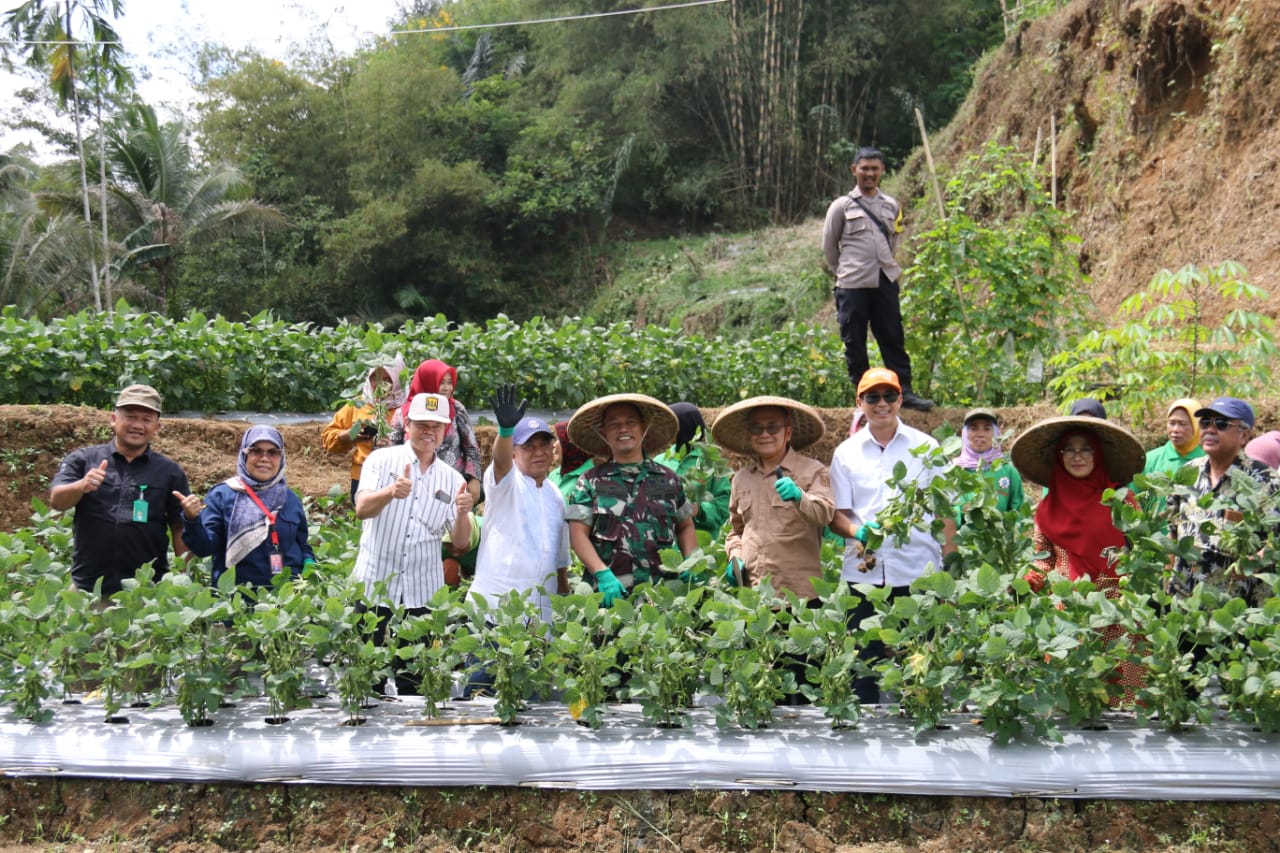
[0,0,727,48]
[390,0,727,36]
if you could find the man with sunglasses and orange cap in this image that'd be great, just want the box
[828,368,955,703]
[1169,396,1280,605]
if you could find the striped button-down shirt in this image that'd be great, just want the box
[354,444,463,607]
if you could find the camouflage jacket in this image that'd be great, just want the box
[566,459,692,588]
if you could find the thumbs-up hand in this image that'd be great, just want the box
[455,483,474,515]
[82,459,109,494]
[391,463,413,499]
[172,490,204,521]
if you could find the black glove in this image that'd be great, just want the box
[491,384,528,433]
[359,421,379,439]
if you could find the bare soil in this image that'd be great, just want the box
[0,780,1278,852]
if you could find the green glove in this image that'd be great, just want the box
[677,570,705,585]
[774,476,803,503]
[593,568,626,606]
[723,557,744,587]
[854,521,882,544]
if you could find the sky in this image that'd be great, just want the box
[2,0,405,153]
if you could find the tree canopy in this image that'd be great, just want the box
[4,0,1006,324]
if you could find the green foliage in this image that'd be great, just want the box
[904,139,1089,405]
[614,583,706,728]
[459,590,554,725]
[7,446,1280,740]
[699,581,793,729]
[1048,261,1275,427]
[0,308,852,410]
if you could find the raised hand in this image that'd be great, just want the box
[172,490,204,521]
[490,384,528,432]
[455,483,474,515]
[82,459,109,494]
[391,463,413,499]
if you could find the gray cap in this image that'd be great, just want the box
[963,407,999,426]
[115,384,163,413]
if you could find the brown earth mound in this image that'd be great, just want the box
[0,403,1118,534]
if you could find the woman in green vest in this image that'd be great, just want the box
[1138,398,1203,514]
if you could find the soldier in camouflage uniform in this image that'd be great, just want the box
[566,394,697,605]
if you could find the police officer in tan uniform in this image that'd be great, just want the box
[822,147,933,411]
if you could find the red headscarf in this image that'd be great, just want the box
[401,359,459,429]
[556,421,589,476]
[1034,429,1126,581]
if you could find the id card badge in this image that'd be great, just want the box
[131,485,149,523]
[269,553,284,575]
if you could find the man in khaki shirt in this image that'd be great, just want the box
[822,146,933,411]
[713,396,835,601]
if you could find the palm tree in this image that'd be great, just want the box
[4,0,132,311]
[104,103,287,314]
[0,148,97,315]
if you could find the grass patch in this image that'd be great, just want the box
[590,222,830,339]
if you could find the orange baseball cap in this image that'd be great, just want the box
[856,368,902,396]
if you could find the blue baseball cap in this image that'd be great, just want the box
[513,416,554,446]
[1196,397,1255,429]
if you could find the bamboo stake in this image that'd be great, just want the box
[1032,125,1042,169]
[1050,112,1058,209]
[914,107,946,222]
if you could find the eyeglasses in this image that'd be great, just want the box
[747,423,785,436]
[246,447,282,458]
[1199,416,1242,431]
[1060,447,1095,458]
[861,391,900,405]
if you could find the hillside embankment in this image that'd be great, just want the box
[898,0,1280,322]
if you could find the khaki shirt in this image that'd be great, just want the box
[725,448,835,600]
[821,188,901,289]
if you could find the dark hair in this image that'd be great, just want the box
[854,147,885,165]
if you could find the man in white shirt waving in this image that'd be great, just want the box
[354,392,474,695]
[467,384,569,623]
[463,385,570,697]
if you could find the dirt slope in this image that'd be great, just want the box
[900,0,1280,320]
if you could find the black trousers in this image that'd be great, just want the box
[835,272,913,390]
[355,601,429,696]
[847,583,912,705]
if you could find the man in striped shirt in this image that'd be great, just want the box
[354,392,474,694]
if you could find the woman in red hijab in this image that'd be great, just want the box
[1010,417,1147,704]
[399,359,483,503]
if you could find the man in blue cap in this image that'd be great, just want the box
[1169,396,1280,604]
[466,385,569,626]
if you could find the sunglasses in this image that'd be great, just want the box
[861,391,899,405]
[246,447,282,458]
[747,423,785,436]
[1199,416,1242,431]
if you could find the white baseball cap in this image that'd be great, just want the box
[407,393,451,424]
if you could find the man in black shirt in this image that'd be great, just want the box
[49,384,191,597]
